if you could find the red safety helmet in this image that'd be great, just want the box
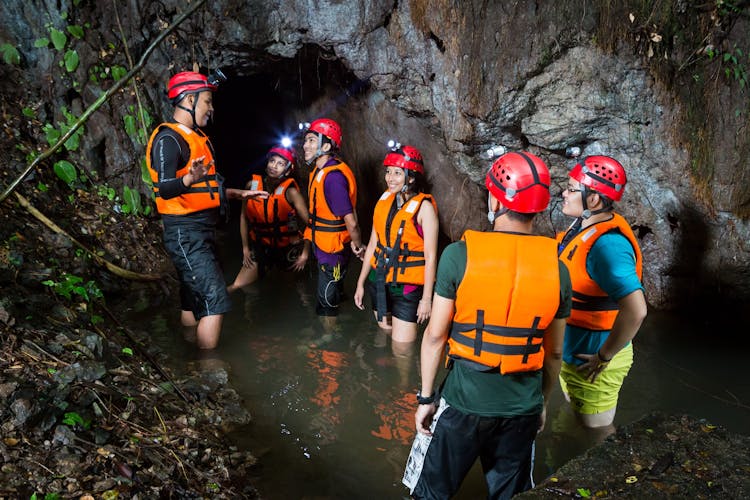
[306,118,342,149]
[485,151,551,213]
[267,146,295,165]
[569,155,626,201]
[383,145,424,174]
[167,71,217,103]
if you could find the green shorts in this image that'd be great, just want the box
[559,343,633,415]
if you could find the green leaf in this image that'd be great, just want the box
[50,28,67,51]
[577,488,591,498]
[22,107,35,117]
[141,157,152,186]
[66,24,84,39]
[62,411,90,429]
[43,123,60,146]
[34,37,50,48]
[0,43,20,66]
[111,65,127,81]
[723,52,732,62]
[37,182,49,192]
[123,185,141,215]
[53,160,78,185]
[123,114,137,137]
[122,347,134,356]
[64,49,79,72]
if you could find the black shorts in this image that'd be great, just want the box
[163,220,231,319]
[404,399,539,499]
[316,262,348,317]
[252,241,305,278]
[366,274,422,323]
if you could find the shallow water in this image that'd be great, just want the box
[141,241,750,499]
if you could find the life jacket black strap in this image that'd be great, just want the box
[572,292,618,311]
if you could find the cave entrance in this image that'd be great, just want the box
[205,45,364,190]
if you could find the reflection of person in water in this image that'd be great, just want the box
[306,348,349,445]
[371,391,415,446]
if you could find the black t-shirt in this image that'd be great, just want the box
[150,124,190,200]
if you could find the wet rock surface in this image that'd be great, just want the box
[1,0,749,311]
[520,412,750,499]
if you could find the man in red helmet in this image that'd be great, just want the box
[146,71,268,350]
[557,155,647,433]
[301,118,364,330]
[403,151,571,499]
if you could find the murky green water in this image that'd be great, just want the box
[140,229,750,499]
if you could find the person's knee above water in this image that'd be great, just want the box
[229,143,311,293]
[145,69,268,350]
[557,154,648,429]
[301,118,365,318]
[403,151,572,500]
[353,142,439,343]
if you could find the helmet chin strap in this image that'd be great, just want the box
[580,185,609,219]
[306,133,327,166]
[487,193,507,224]
[176,93,199,129]
[397,171,415,209]
[281,161,292,176]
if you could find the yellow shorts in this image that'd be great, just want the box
[559,343,633,415]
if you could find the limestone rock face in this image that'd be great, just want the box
[2,0,749,310]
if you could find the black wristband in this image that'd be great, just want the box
[416,391,436,405]
[597,349,612,362]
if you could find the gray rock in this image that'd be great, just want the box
[10,398,33,427]
[51,424,76,446]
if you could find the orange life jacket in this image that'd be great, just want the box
[146,122,221,215]
[556,213,643,331]
[447,230,560,374]
[303,160,357,254]
[370,191,436,285]
[245,175,301,248]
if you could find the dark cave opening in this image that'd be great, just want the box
[204,45,366,190]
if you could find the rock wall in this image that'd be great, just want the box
[2,0,749,311]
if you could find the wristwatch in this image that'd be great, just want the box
[416,391,436,405]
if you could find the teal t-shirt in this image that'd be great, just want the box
[436,236,572,417]
[563,231,644,365]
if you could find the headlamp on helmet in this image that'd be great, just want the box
[565,146,582,158]
[207,68,227,87]
[383,141,424,175]
[486,145,507,159]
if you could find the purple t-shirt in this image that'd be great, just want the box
[314,166,353,265]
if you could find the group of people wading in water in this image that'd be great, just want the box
[147,70,647,499]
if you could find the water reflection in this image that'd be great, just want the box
[141,268,750,498]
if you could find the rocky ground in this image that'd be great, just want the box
[0,197,262,497]
[520,412,750,499]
